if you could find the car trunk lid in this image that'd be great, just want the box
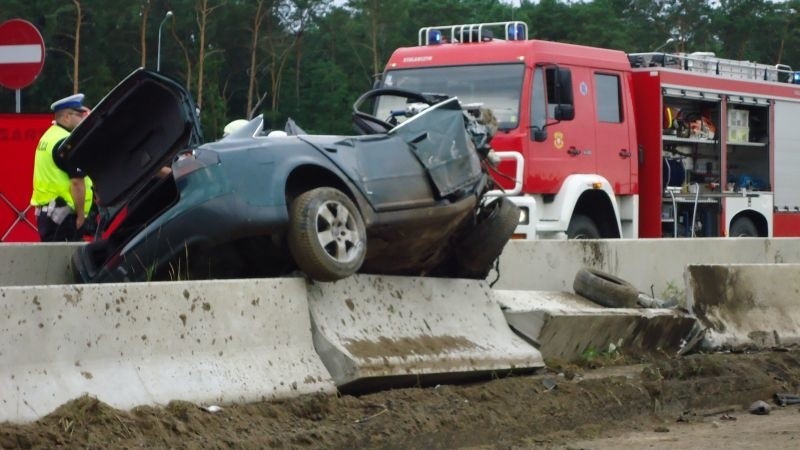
[59,68,203,207]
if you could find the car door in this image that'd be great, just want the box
[390,98,483,198]
[345,134,436,211]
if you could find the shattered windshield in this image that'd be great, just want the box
[378,64,524,130]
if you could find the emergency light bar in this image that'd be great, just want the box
[418,21,527,46]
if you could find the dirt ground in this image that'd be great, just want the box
[2,348,800,449]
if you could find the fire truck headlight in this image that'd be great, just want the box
[519,206,530,225]
[793,72,800,84]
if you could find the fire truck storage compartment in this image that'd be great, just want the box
[725,98,770,193]
[774,100,800,212]
[658,90,772,237]
[660,90,723,236]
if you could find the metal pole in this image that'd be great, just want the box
[653,37,677,53]
[157,11,173,72]
[15,89,20,113]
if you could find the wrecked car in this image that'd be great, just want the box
[63,68,518,283]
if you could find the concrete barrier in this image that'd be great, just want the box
[686,264,800,349]
[3,241,799,422]
[0,243,80,286]
[0,278,335,423]
[5,239,800,295]
[495,238,800,303]
[307,275,544,390]
[497,290,697,362]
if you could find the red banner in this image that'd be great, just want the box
[0,114,51,242]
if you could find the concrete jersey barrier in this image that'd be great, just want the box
[686,263,800,349]
[5,239,800,294]
[0,243,80,286]
[3,241,800,424]
[307,274,544,390]
[497,290,697,362]
[0,278,335,423]
[495,238,800,302]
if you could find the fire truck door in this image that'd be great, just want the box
[592,72,632,193]
[529,65,596,193]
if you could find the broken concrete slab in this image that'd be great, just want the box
[497,290,697,362]
[686,263,800,349]
[307,274,544,391]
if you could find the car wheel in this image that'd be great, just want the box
[452,197,520,279]
[567,214,601,239]
[573,267,639,308]
[288,187,367,281]
[730,217,758,237]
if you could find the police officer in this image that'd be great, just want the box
[30,93,94,242]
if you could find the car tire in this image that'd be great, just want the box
[288,187,367,282]
[730,217,758,237]
[452,197,520,279]
[573,267,639,308]
[567,214,601,239]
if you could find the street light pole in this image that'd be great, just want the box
[157,10,174,72]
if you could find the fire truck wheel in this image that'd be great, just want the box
[729,217,758,237]
[567,214,600,239]
[451,197,520,279]
[573,267,639,308]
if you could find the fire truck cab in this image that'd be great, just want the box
[378,21,800,239]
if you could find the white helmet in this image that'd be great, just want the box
[222,119,249,137]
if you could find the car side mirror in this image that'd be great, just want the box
[554,104,575,121]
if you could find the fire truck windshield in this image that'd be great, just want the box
[378,63,524,130]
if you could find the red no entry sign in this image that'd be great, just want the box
[0,19,45,90]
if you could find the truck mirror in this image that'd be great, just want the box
[554,104,575,121]
[532,126,548,142]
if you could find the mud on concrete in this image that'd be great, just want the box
[2,348,800,449]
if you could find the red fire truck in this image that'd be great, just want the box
[377,21,800,239]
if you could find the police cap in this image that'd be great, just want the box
[51,93,86,112]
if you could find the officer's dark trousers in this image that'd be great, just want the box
[37,212,80,242]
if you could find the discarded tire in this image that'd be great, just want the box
[573,267,639,308]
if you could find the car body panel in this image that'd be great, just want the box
[390,97,483,197]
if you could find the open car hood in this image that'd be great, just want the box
[59,68,203,207]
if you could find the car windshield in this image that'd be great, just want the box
[378,64,524,130]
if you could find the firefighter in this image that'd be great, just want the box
[30,93,94,242]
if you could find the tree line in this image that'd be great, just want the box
[2,0,799,137]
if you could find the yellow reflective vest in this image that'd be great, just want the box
[30,124,93,212]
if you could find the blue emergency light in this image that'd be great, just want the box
[427,29,443,45]
[507,23,526,41]
[793,71,800,84]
